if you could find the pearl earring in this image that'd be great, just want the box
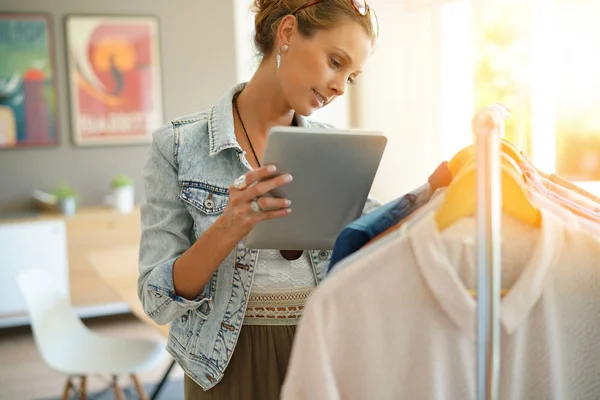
[277,44,289,69]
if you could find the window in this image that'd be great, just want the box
[471,0,600,188]
[472,0,534,155]
[553,0,600,182]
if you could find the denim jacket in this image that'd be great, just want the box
[138,83,380,390]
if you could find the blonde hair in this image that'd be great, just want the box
[252,0,376,57]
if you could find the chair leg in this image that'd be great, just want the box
[79,375,87,400]
[112,375,125,400]
[131,374,149,400]
[151,360,177,400]
[61,378,72,400]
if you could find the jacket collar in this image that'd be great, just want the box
[208,82,310,157]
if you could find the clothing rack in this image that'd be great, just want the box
[473,103,510,400]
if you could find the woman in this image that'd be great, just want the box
[138,0,379,398]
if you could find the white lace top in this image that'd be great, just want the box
[251,249,316,289]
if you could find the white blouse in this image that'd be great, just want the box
[283,209,600,399]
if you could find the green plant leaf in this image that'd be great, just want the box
[52,183,79,200]
[111,174,133,188]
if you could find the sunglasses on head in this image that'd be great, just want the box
[291,0,379,38]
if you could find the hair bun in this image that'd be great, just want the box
[252,0,289,56]
[251,0,376,58]
[252,0,281,13]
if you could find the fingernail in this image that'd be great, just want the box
[267,165,277,173]
[284,199,292,207]
[287,208,292,214]
[284,174,293,182]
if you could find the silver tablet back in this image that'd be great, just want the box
[245,126,387,250]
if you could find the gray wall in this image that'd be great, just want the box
[0,0,238,211]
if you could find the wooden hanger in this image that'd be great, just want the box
[365,139,529,249]
[447,139,523,178]
[434,151,541,232]
[499,138,523,165]
[437,150,541,298]
[365,139,533,258]
[468,288,509,298]
[447,144,476,177]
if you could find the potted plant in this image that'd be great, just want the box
[108,174,135,213]
[52,183,78,216]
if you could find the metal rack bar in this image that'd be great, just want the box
[473,104,509,400]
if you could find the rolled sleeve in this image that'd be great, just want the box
[141,256,212,323]
[137,123,209,326]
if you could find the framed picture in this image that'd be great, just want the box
[0,13,59,149]
[64,15,163,147]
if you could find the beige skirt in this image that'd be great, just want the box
[184,287,311,400]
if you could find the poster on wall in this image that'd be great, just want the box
[65,15,163,147]
[0,13,58,149]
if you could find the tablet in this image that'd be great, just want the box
[245,126,387,250]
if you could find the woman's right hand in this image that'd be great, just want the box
[220,165,293,240]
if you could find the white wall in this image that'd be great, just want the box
[355,0,472,203]
[234,0,260,83]
[356,1,442,202]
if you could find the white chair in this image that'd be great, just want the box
[15,268,165,400]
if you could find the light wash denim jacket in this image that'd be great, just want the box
[138,83,380,390]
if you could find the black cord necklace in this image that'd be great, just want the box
[233,92,261,168]
[232,91,303,261]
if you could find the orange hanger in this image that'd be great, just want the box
[436,150,541,298]
[448,144,476,177]
[365,139,531,256]
[448,139,523,178]
[500,138,523,165]
[434,151,541,232]
[469,288,509,298]
[366,139,527,249]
